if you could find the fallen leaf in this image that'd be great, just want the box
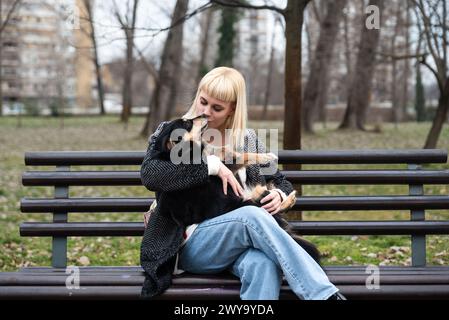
[78,256,90,266]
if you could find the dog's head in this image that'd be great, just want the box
[152,114,209,162]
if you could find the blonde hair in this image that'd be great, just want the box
[183,67,248,150]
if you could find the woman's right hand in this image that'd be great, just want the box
[217,162,244,197]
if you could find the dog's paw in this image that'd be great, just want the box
[279,190,297,212]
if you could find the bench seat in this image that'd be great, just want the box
[2,149,448,300]
[1,266,449,299]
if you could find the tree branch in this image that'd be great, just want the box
[376,52,427,61]
[420,56,444,93]
[134,44,159,82]
[211,0,285,15]
[112,0,126,28]
[0,0,22,32]
[413,0,442,64]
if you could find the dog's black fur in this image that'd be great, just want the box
[151,117,321,264]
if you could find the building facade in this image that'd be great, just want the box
[1,0,94,114]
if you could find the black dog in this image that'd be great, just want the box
[150,115,321,263]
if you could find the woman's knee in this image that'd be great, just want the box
[218,205,276,234]
[239,205,276,225]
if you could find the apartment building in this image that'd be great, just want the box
[1,0,94,114]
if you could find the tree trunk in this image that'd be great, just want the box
[343,9,352,108]
[84,0,105,115]
[121,30,134,124]
[415,65,426,122]
[303,0,346,133]
[0,0,4,116]
[283,0,308,151]
[339,0,383,130]
[400,1,411,121]
[283,0,309,221]
[390,3,400,126]
[164,0,188,122]
[141,0,189,137]
[119,0,139,124]
[196,8,214,85]
[0,28,3,116]
[215,7,239,67]
[391,57,399,126]
[424,77,449,149]
[262,17,277,120]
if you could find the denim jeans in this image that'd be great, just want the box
[178,205,339,300]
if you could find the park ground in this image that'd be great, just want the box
[0,116,448,271]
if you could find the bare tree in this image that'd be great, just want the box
[342,2,353,110]
[262,15,281,119]
[413,0,449,149]
[81,0,105,114]
[140,0,190,137]
[390,0,402,126]
[303,0,347,133]
[340,0,384,130]
[0,0,22,116]
[304,13,313,77]
[196,7,215,85]
[400,0,412,121]
[112,0,140,125]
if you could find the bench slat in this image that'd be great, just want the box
[24,149,448,166]
[2,271,449,285]
[290,220,449,235]
[22,170,449,186]
[1,284,449,299]
[20,195,449,213]
[17,265,449,274]
[19,221,449,236]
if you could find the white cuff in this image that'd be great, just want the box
[207,155,221,176]
[273,188,287,202]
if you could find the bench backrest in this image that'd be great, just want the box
[20,149,449,268]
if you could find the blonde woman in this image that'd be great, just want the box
[140,67,345,300]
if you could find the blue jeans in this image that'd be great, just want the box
[178,205,339,300]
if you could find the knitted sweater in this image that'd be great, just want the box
[139,121,294,298]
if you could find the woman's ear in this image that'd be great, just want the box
[230,103,236,115]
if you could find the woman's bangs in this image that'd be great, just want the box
[202,77,236,103]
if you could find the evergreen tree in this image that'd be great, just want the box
[415,65,426,122]
[214,8,240,67]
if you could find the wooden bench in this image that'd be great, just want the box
[1,149,449,299]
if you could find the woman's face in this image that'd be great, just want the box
[196,90,235,130]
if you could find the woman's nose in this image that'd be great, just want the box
[203,106,211,116]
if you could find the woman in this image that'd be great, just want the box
[140,67,345,300]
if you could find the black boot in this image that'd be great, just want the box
[327,292,347,300]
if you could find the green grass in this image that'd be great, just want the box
[0,116,449,270]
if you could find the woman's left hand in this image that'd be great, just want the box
[260,190,282,215]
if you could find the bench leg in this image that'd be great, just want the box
[52,237,67,268]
